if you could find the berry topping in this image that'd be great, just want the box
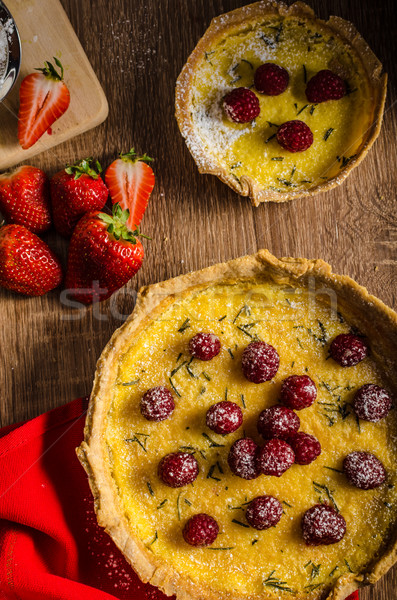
[245,495,283,530]
[257,405,300,440]
[140,386,175,421]
[276,120,313,153]
[280,375,317,410]
[329,333,369,367]
[223,87,260,123]
[343,451,386,490]
[158,452,199,487]
[206,401,243,435]
[258,438,295,477]
[353,384,393,422]
[254,63,289,96]
[241,341,279,383]
[305,69,346,103]
[183,513,219,546]
[228,438,261,480]
[189,332,221,361]
[288,432,321,465]
[302,504,346,545]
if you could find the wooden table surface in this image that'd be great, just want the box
[0,1,396,597]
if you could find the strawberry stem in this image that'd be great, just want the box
[65,157,103,180]
[35,57,65,81]
[119,148,154,164]
[99,203,151,243]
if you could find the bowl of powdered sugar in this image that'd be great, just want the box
[0,1,21,101]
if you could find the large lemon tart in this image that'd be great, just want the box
[175,1,387,205]
[78,251,397,600]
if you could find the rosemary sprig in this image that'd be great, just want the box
[227,348,235,359]
[178,318,191,333]
[263,571,295,593]
[125,433,150,452]
[170,361,187,377]
[157,499,168,509]
[313,481,339,512]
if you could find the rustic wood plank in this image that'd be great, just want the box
[0,0,395,597]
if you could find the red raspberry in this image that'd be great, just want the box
[276,120,313,152]
[280,375,317,410]
[305,69,346,103]
[302,504,346,545]
[140,386,175,421]
[343,451,386,490]
[254,63,289,96]
[288,432,321,465]
[245,495,283,530]
[183,513,219,546]
[223,87,260,123]
[329,333,369,367]
[241,341,279,383]
[206,401,243,435]
[158,452,199,487]
[353,384,393,422]
[257,405,300,440]
[228,438,261,480]
[258,438,295,477]
[189,332,221,361]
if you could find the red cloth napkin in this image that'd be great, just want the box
[0,398,359,600]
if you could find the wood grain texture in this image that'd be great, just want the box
[0,1,396,597]
[0,0,108,169]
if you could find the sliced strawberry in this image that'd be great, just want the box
[18,58,70,150]
[105,149,154,230]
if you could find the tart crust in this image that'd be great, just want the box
[78,250,397,600]
[175,1,387,206]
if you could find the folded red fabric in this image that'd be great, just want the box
[0,398,359,600]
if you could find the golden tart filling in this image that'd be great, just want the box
[175,1,387,205]
[80,252,397,600]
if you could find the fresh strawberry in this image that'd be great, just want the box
[0,224,62,296]
[0,166,51,234]
[65,203,146,305]
[105,149,154,230]
[18,57,70,150]
[50,158,108,237]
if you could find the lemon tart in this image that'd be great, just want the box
[175,1,387,205]
[78,250,397,600]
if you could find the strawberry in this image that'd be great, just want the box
[105,149,154,230]
[0,166,51,234]
[0,224,62,296]
[50,158,108,237]
[18,57,70,150]
[65,203,146,305]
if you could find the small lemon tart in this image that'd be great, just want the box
[175,1,387,205]
[78,250,397,600]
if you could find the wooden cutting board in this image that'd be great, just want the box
[0,0,108,170]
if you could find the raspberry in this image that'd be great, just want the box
[223,87,260,123]
[280,375,317,410]
[140,386,175,421]
[183,513,219,546]
[257,405,300,440]
[305,69,346,103]
[302,504,346,545]
[258,438,295,477]
[288,432,321,465]
[206,401,243,435]
[158,452,199,487]
[228,438,261,480]
[329,333,369,367]
[353,384,393,422]
[254,63,289,96]
[276,120,313,152]
[245,495,283,530]
[343,451,386,489]
[241,341,279,383]
[189,332,221,361]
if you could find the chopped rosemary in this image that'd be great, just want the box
[232,519,249,528]
[313,481,339,512]
[259,33,276,49]
[205,546,235,550]
[282,500,292,508]
[271,156,284,161]
[265,133,277,143]
[291,165,296,178]
[329,566,339,577]
[149,530,158,545]
[303,64,307,83]
[121,379,140,386]
[275,23,283,42]
[147,481,154,496]
[384,501,392,508]
[241,394,246,408]
[296,103,309,115]
[267,120,279,128]
[176,352,182,363]
[169,377,181,398]
[170,361,187,377]
[233,304,249,323]
[291,361,295,368]
[236,324,254,338]
[310,104,316,115]
[263,571,295,593]
[251,539,258,545]
[230,75,241,85]
[157,499,168,509]
[304,583,322,592]
[296,337,303,348]
[227,348,234,359]
[125,433,149,452]
[202,432,225,447]
[186,363,197,378]
[202,371,211,381]
[344,559,353,573]
[241,58,253,69]
[310,563,321,580]
[323,466,344,474]
[178,318,191,333]
[277,178,297,187]
[184,498,192,506]
[207,464,221,481]
[324,128,334,141]
[218,314,227,321]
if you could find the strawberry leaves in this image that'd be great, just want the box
[99,203,151,243]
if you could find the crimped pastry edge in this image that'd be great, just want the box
[77,249,397,600]
[174,0,387,206]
